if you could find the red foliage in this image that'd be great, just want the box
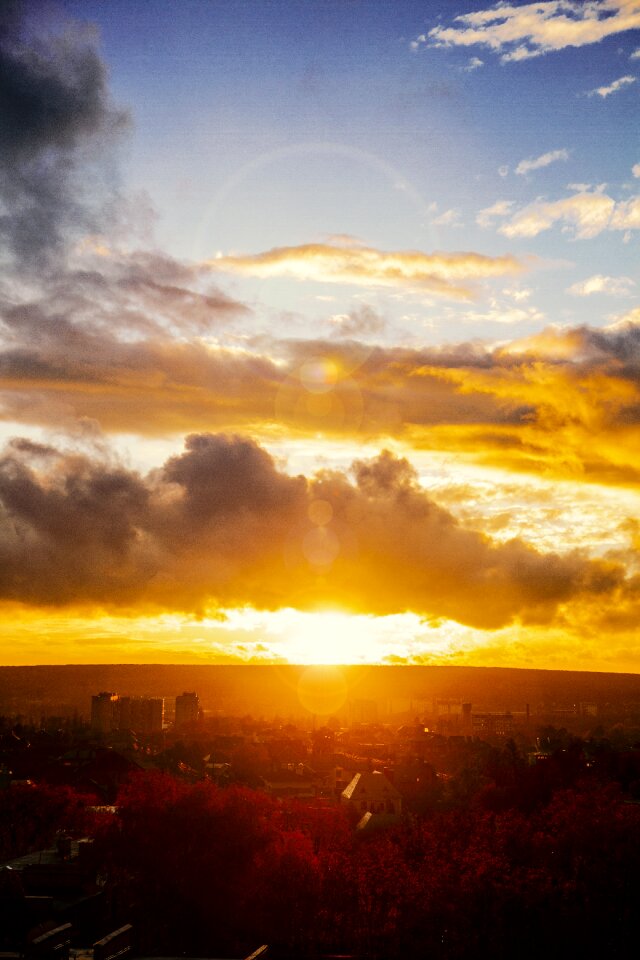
[93,771,640,959]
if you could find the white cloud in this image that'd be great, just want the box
[499,165,510,178]
[457,299,545,325]
[632,163,640,177]
[463,56,484,71]
[587,74,636,97]
[610,196,640,229]
[503,287,533,302]
[418,1,640,64]
[605,305,640,329]
[567,274,636,297]
[515,148,570,176]
[631,47,640,58]
[476,199,516,228]
[485,189,640,239]
[432,207,463,227]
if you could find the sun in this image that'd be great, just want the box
[281,610,382,664]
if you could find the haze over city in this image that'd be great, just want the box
[1,0,640,672]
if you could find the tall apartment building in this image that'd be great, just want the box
[91,692,119,734]
[175,691,199,729]
[118,697,164,734]
[91,692,164,734]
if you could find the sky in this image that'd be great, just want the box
[1,0,639,670]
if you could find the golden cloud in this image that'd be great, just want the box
[206,243,526,299]
[0,434,632,632]
[3,255,640,492]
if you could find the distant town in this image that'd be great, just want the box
[1,666,639,959]
[0,675,637,808]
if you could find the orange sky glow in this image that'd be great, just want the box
[1,1,639,671]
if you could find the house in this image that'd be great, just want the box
[340,770,402,816]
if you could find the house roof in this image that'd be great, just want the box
[341,770,402,802]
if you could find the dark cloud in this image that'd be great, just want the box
[0,1,128,267]
[0,432,630,627]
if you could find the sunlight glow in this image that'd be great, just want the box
[282,611,383,664]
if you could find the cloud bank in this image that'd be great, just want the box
[0,433,629,630]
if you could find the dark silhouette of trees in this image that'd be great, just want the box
[0,782,95,860]
[87,768,640,959]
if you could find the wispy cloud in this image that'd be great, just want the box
[431,207,463,227]
[515,149,569,176]
[476,200,516,229]
[206,243,524,300]
[416,1,640,63]
[587,74,637,98]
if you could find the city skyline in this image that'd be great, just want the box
[1,1,639,670]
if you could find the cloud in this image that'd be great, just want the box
[6,282,640,492]
[567,273,635,297]
[567,274,636,296]
[205,243,525,300]
[419,1,640,63]
[587,74,637,97]
[632,162,640,177]
[515,148,569,176]
[0,433,630,630]
[485,188,640,238]
[431,208,463,227]
[451,301,545,326]
[605,305,640,329]
[0,2,129,269]
[476,200,516,228]
[327,305,386,338]
[463,56,484,71]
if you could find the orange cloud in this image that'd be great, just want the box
[0,434,630,631]
[3,258,640,492]
[206,243,526,299]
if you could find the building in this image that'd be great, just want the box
[91,692,119,734]
[91,694,164,735]
[580,702,598,718]
[471,712,515,739]
[175,692,199,729]
[341,770,402,816]
[118,697,164,734]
